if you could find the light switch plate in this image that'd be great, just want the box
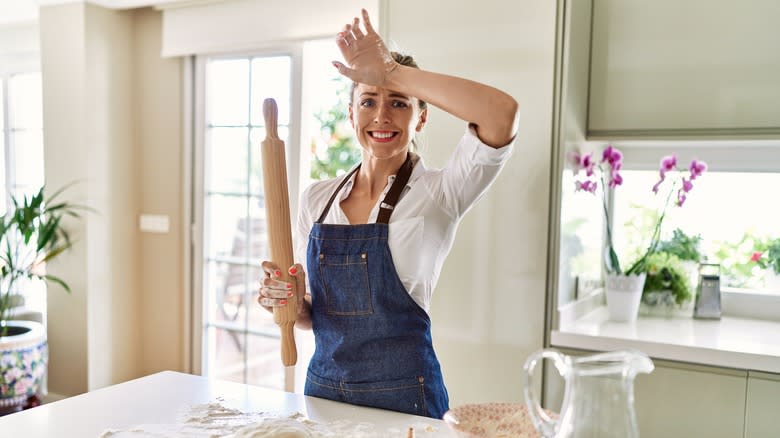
[139,214,170,233]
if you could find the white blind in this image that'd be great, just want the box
[160,0,378,57]
[0,23,40,75]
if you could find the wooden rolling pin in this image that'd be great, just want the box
[261,98,297,367]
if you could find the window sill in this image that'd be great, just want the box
[551,306,780,373]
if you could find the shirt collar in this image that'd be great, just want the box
[339,157,425,199]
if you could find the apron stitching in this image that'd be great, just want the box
[342,384,421,393]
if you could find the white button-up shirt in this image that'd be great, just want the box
[295,126,514,312]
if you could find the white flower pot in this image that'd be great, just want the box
[605,273,647,323]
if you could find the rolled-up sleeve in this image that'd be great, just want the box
[433,126,515,218]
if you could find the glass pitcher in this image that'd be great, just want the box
[523,349,654,438]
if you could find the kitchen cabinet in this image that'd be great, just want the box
[633,361,746,438]
[543,350,748,438]
[745,372,780,438]
[588,0,780,136]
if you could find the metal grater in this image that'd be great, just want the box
[694,263,721,319]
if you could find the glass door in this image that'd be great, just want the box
[194,39,358,392]
[198,52,296,391]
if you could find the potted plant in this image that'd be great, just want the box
[0,185,84,414]
[639,251,694,317]
[657,228,703,264]
[656,228,703,298]
[570,146,707,322]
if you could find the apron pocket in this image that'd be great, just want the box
[319,252,373,316]
[342,376,426,417]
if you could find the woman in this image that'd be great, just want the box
[259,9,518,419]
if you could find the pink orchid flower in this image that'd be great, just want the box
[689,159,707,180]
[575,180,598,193]
[750,251,763,262]
[601,145,622,166]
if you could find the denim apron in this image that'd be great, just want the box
[304,153,449,419]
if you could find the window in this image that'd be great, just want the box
[195,39,356,392]
[1,72,46,313]
[613,169,780,292]
[561,139,780,309]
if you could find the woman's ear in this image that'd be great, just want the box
[348,105,355,128]
[416,108,428,132]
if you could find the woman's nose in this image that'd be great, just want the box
[373,103,390,124]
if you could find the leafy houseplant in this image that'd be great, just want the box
[0,186,84,334]
[641,252,693,306]
[657,228,703,263]
[0,185,84,413]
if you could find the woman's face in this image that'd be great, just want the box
[349,84,426,161]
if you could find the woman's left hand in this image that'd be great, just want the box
[333,8,398,87]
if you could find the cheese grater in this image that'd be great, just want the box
[694,263,721,319]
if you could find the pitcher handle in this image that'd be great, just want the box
[523,349,568,438]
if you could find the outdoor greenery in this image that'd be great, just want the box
[0,186,85,335]
[751,237,780,275]
[309,79,361,180]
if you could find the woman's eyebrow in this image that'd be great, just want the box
[388,93,411,100]
[358,91,411,100]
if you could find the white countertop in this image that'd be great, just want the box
[0,371,452,437]
[552,307,780,373]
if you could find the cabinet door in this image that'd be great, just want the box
[633,362,746,438]
[745,372,780,438]
[588,0,780,135]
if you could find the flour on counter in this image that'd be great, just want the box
[99,400,437,438]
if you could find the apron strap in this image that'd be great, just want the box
[314,153,417,225]
[315,165,360,224]
[376,153,416,224]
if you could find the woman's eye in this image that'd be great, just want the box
[360,99,375,108]
[392,101,409,108]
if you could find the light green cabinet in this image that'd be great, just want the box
[745,372,780,438]
[544,353,780,437]
[588,0,780,136]
[542,352,749,437]
[633,361,746,438]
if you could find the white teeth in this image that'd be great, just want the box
[371,132,395,139]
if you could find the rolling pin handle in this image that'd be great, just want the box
[263,98,280,140]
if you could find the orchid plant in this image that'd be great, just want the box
[570,145,707,276]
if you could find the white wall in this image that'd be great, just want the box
[385,0,556,404]
[134,7,185,377]
[40,2,91,397]
[40,3,154,395]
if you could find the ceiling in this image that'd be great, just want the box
[0,0,194,27]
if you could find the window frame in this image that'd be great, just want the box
[0,69,46,315]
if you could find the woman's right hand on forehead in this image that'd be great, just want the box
[332,8,398,87]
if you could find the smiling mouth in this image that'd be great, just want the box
[369,131,398,141]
